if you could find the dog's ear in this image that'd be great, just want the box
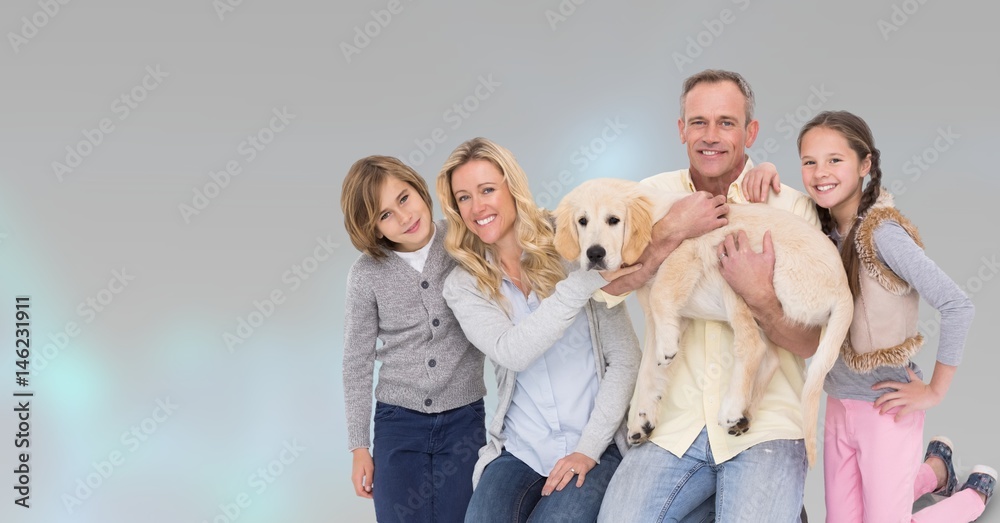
[621,193,653,265]
[553,198,581,262]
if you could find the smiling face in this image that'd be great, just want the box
[450,159,518,251]
[679,81,759,187]
[799,126,872,219]
[373,175,434,252]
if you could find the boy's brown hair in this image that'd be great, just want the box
[341,156,433,259]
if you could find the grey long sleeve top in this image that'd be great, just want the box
[443,262,640,486]
[342,221,486,450]
[824,221,975,401]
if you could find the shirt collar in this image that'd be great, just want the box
[680,158,755,204]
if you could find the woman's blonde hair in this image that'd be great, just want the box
[341,155,433,260]
[436,137,565,305]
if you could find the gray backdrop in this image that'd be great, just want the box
[2,1,998,521]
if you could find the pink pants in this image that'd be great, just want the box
[824,396,985,523]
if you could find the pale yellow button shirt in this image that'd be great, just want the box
[600,160,821,463]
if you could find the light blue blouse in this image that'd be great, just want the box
[498,276,600,476]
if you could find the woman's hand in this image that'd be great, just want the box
[872,367,943,422]
[598,263,643,282]
[351,448,375,499]
[741,162,781,203]
[541,452,597,496]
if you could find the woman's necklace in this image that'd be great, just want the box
[501,262,527,294]
[502,268,523,285]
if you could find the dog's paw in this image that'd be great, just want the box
[655,346,678,367]
[652,335,680,366]
[724,416,750,436]
[627,411,657,445]
[718,392,750,435]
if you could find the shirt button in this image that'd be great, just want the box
[432,319,440,327]
[421,281,429,289]
[428,359,437,368]
[424,398,432,407]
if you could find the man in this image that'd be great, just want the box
[596,70,820,522]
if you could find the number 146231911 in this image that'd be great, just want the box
[15,296,30,385]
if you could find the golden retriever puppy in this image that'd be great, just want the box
[553,178,852,466]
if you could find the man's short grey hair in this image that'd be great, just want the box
[680,69,755,126]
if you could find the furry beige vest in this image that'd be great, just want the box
[841,191,924,373]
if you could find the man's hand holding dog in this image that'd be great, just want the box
[718,230,821,358]
[601,191,729,296]
[717,230,776,308]
[541,452,597,496]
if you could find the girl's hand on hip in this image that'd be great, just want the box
[541,452,597,496]
[872,367,943,422]
[351,448,375,499]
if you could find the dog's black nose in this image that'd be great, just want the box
[586,245,606,263]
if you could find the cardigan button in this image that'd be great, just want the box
[424,398,432,407]
[428,359,437,368]
[432,319,440,327]
[420,281,429,289]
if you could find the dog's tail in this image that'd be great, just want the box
[801,293,854,467]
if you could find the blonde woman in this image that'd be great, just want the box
[438,137,640,523]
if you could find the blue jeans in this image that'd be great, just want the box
[465,444,623,523]
[372,399,486,523]
[598,427,807,523]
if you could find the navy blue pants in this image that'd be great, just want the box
[372,399,486,523]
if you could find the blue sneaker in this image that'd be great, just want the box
[924,436,958,496]
[961,465,997,507]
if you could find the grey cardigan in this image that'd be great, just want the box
[342,220,486,450]
[443,263,640,487]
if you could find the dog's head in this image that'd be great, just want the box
[554,178,654,271]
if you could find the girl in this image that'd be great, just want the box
[341,156,487,522]
[437,137,641,523]
[796,111,994,522]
